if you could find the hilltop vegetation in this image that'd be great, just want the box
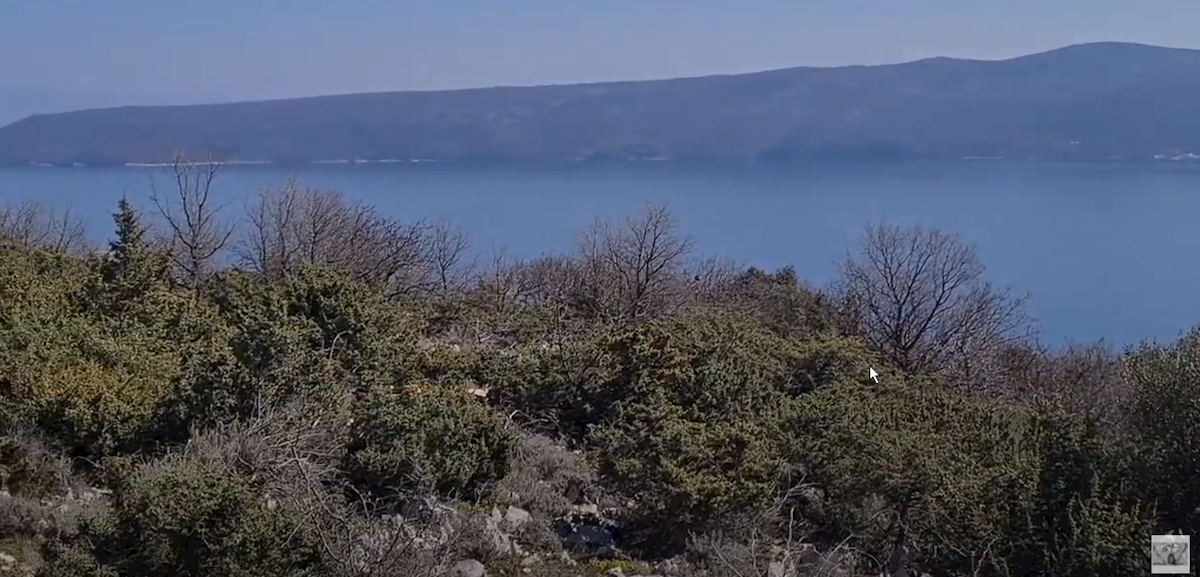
[4,42,1200,166]
[0,167,1195,576]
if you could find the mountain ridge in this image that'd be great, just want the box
[3,41,1199,166]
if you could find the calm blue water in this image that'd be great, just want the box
[2,161,1198,347]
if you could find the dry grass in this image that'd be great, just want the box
[0,427,73,499]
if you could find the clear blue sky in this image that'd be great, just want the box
[4,0,1200,103]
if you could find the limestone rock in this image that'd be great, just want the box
[454,559,486,577]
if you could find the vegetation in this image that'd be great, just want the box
[0,174,1192,577]
[5,42,1200,165]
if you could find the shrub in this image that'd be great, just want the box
[36,540,120,577]
[345,380,518,503]
[585,311,825,553]
[99,455,322,577]
[492,433,598,519]
[782,379,1150,575]
[0,427,72,498]
[471,338,604,443]
[0,249,188,459]
[1124,327,1200,536]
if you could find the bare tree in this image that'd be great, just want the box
[235,182,428,293]
[988,340,1126,419]
[572,203,696,323]
[0,201,90,254]
[686,255,742,302]
[420,218,474,295]
[149,151,235,285]
[834,221,1035,378]
[239,178,302,278]
[472,243,536,309]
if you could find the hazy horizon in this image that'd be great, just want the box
[5,1,1200,114]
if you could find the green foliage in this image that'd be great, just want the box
[36,541,120,577]
[0,248,183,458]
[786,380,1150,575]
[2,203,1197,577]
[786,379,1025,561]
[472,338,603,443]
[98,456,321,577]
[1125,327,1200,535]
[716,266,838,337]
[345,380,518,502]
[585,312,860,551]
[90,198,172,317]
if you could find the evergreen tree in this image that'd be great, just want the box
[98,197,170,311]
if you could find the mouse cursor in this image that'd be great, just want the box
[869,368,879,383]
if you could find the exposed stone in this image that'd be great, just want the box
[504,505,531,529]
[482,511,522,556]
[554,514,619,558]
[454,558,486,577]
[654,558,683,575]
[767,560,792,577]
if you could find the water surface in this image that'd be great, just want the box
[2,161,1197,346]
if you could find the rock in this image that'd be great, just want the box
[454,559,486,577]
[482,511,522,556]
[767,560,791,577]
[555,515,619,558]
[504,505,531,529]
[0,552,16,566]
[564,478,586,504]
[654,558,682,575]
[78,487,111,502]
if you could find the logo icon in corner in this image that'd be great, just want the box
[1151,534,1190,574]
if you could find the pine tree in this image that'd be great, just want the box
[99,197,170,310]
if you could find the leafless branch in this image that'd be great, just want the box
[834,221,1037,383]
[148,150,234,285]
[0,201,90,254]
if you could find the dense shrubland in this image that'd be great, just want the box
[0,166,1194,576]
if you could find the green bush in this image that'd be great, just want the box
[36,541,120,577]
[0,249,188,458]
[0,203,1187,576]
[471,338,604,443]
[1125,327,1200,536]
[584,312,836,552]
[99,456,321,577]
[783,379,1149,576]
[345,380,518,502]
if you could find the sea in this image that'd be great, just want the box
[2,160,1198,348]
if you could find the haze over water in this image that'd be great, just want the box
[2,160,1197,347]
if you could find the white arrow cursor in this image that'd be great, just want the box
[869,367,879,383]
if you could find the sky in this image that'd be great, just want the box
[3,0,1200,106]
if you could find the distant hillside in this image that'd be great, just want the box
[0,86,169,129]
[3,42,1200,166]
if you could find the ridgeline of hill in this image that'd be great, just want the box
[3,42,1200,166]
